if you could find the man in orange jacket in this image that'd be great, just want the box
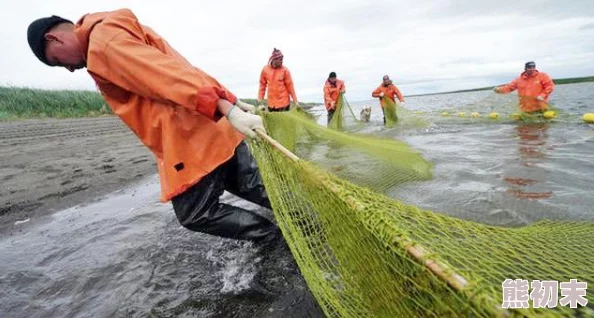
[372,75,405,124]
[27,9,281,245]
[323,72,345,124]
[493,61,555,113]
[258,48,298,112]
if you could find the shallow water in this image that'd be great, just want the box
[311,82,594,226]
[1,83,593,317]
[0,176,321,317]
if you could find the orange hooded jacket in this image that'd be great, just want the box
[497,70,555,112]
[323,79,345,110]
[372,83,404,108]
[73,9,244,203]
[258,65,297,109]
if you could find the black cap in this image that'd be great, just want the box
[525,61,536,68]
[27,15,73,65]
[329,71,336,78]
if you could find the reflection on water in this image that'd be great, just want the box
[346,82,594,226]
[505,123,553,200]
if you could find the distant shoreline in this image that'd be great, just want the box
[405,76,594,97]
[2,75,592,120]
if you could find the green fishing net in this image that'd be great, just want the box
[248,107,593,318]
[382,97,399,128]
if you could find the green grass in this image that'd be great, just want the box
[0,86,321,121]
[0,86,110,120]
[552,76,594,85]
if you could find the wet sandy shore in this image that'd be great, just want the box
[0,116,156,234]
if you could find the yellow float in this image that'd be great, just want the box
[543,110,556,119]
[583,113,594,123]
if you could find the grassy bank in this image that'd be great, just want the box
[553,76,594,85]
[0,86,110,120]
[0,86,319,120]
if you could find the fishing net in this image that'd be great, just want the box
[382,97,399,127]
[327,93,345,130]
[248,107,594,317]
[328,93,363,130]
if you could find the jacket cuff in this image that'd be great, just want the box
[195,87,237,121]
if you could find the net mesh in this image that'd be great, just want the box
[382,97,399,127]
[327,93,345,130]
[328,93,364,130]
[249,107,594,317]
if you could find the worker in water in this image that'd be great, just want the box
[493,61,555,113]
[372,75,405,124]
[323,71,345,124]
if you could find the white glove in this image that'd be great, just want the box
[257,105,267,112]
[379,92,385,97]
[235,100,256,114]
[226,106,265,139]
[536,96,545,101]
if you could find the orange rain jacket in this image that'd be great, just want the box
[323,79,345,110]
[258,65,298,109]
[497,70,555,112]
[74,9,244,202]
[372,83,404,108]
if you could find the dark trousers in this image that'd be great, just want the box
[171,141,278,243]
[327,109,336,124]
[269,105,290,112]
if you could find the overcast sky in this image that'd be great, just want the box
[1,0,594,102]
